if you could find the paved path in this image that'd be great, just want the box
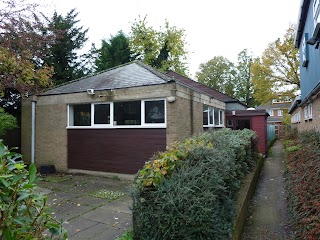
[38,174,133,240]
[241,141,292,240]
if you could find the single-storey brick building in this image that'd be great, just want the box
[22,61,235,175]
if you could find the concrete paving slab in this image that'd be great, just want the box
[37,173,133,239]
[81,207,131,225]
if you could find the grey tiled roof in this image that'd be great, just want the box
[41,61,174,96]
[257,102,292,110]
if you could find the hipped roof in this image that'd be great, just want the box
[41,61,173,96]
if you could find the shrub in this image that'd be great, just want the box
[132,128,257,240]
[0,107,17,137]
[0,140,68,239]
[284,131,320,239]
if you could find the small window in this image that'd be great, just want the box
[145,100,165,123]
[278,110,283,117]
[308,103,313,119]
[203,106,209,125]
[314,0,320,24]
[94,104,110,125]
[302,33,309,68]
[304,107,308,120]
[268,109,274,116]
[227,119,233,128]
[73,104,91,126]
[114,101,141,125]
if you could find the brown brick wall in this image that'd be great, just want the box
[21,82,226,173]
[291,94,320,132]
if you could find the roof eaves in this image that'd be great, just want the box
[294,0,311,48]
[38,82,171,97]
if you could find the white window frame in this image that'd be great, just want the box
[278,109,283,117]
[268,109,274,116]
[67,98,166,129]
[308,103,313,119]
[302,34,308,67]
[92,102,112,127]
[203,106,225,128]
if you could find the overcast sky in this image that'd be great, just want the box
[44,0,302,77]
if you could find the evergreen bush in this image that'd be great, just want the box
[0,140,67,239]
[132,128,257,240]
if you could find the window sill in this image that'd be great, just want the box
[67,124,166,129]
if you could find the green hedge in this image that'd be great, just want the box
[132,128,257,240]
[284,130,320,239]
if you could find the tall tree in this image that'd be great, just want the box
[0,0,53,96]
[45,9,89,84]
[252,25,300,104]
[235,49,255,106]
[196,56,236,97]
[129,16,189,75]
[94,31,131,72]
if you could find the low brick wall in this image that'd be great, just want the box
[232,156,264,240]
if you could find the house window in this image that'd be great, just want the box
[73,104,91,126]
[203,105,224,127]
[314,0,320,24]
[278,110,283,117]
[114,101,141,125]
[227,119,233,128]
[302,33,309,67]
[68,99,166,128]
[308,103,313,119]
[268,109,274,116]
[94,104,111,125]
[304,106,308,120]
[203,106,209,125]
[145,100,165,123]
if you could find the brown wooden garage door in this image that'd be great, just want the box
[68,129,166,174]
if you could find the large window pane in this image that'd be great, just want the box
[209,108,214,125]
[214,108,219,125]
[114,101,141,125]
[73,104,91,126]
[94,104,110,124]
[203,106,209,125]
[145,100,165,123]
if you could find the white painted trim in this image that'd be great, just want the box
[67,98,167,129]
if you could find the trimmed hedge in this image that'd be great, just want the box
[132,128,257,240]
[284,130,320,239]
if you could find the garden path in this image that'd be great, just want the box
[241,140,292,240]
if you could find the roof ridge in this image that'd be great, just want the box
[135,60,175,82]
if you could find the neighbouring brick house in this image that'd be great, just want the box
[257,98,291,138]
[290,0,320,130]
[21,61,267,175]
